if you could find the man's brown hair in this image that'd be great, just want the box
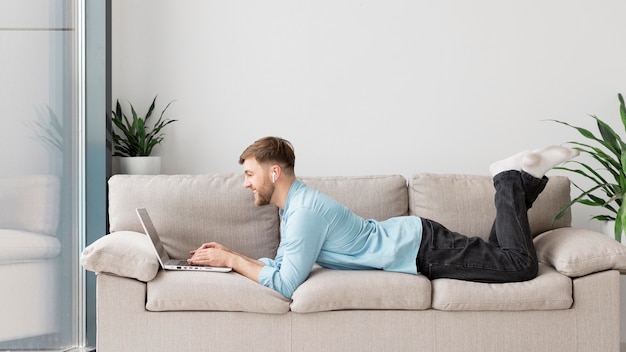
[239,136,296,172]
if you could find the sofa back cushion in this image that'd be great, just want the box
[0,175,60,236]
[108,174,280,260]
[299,175,408,220]
[408,173,571,240]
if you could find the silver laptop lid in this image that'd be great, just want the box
[136,208,171,268]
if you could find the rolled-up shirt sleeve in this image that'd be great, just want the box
[258,208,327,299]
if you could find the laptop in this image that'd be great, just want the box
[136,208,232,272]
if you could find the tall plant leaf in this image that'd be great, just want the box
[110,96,178,157]
[550,93,626,241]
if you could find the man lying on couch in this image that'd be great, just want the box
[188,136,579,299]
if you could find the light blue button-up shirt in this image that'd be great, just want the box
[258,179,423,298]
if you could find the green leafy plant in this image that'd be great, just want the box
[551,93,626,242]
[111,95,177,157]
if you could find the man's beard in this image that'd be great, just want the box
[254,180,274,206]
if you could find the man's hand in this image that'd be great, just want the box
[188,242,232,267]
[188,242,265,283]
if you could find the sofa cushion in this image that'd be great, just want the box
[408,173,571,240]
[299,175,408,220]
[535,227,626,277]
[431,264,572,311]
[146,270,291,314]
[80,231,159,282]
[290,267,431,313]
[0,229,61,264]
[108,174,280,260]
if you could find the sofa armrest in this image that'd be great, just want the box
[534,227,626,277]
[81,231,159,282]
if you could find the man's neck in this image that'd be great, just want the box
[271,177,295,210]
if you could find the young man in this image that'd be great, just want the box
[188,136,579,299]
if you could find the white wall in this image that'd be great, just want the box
[112,0,626,225]
[112,0,626,340]
[112,0,626,176]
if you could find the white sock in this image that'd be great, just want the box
[522,145,580,178]
[489,151,530,177]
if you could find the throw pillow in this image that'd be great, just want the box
[534,227,626,277]
[81,231,159,282]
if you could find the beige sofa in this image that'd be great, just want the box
[82,173,626,352]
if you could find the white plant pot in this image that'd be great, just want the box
[116,156,161,175]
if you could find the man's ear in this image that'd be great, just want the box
[271,165,281,181]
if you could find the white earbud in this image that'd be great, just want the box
[272,172,276,183]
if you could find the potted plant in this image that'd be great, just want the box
[111,95,177,174]
[551,93,626,242]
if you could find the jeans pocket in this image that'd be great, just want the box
[427,220,468,250]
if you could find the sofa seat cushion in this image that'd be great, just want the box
[0,229,60,264]
[431,264,572,311]
[146,270,291,314]
[290,267,431,313]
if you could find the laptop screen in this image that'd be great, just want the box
[136,208,171,266]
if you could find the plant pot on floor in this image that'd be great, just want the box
[114,156,161,175]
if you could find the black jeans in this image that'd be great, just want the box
[416,170,547,283]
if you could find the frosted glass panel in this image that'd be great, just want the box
[0,0,64,28]
[0,0,81,350]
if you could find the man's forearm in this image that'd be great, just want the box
[226,251,264,283]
